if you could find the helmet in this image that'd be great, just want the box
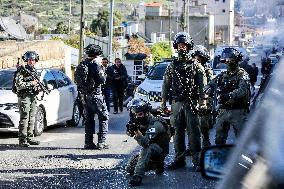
[193,45,210,61]
[220,48,242,63]
[127,98,152,114]
[22,51,39,62]
[173,32,194,50]
[84,44,103,57]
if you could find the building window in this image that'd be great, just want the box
[222,9,226,13]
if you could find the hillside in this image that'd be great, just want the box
[0,0,165,31]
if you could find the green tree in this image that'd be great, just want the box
[90,10,109,37]
[53,22,68,34]
[151,42,172,62]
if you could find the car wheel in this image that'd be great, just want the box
[34,106,46,136]
[67,101,81,127]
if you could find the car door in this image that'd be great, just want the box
[40,70,61,123]
[58,71,77,118]
[51,70,73,119]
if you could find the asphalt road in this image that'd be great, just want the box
[0,109,217,189]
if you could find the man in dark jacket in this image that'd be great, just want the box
[111,58,128,114]
[101,57,113,112]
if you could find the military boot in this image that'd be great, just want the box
[192,154,201,172]
[97,142,110,150]
[155,161,165,174]
[129,175,142,186]
[84,142,98,150]
[167,160,186,170]
[27,138,40,145]
[19,142,29,147]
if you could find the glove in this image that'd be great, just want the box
[219,93,230,104]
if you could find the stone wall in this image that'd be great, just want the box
[0,40,66,69]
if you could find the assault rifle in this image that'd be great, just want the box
[17,58,50,96]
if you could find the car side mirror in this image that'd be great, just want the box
[200,145,234,179]
[47,84,54,91]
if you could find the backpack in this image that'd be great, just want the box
[74,61,89,93]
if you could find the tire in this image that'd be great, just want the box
[126,154,139,175]
[67,101,81,127]
[34,106,46,136]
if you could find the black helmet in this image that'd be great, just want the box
[22,51,39,62]
[220,48,242,63]
[173,32,194,50]
[193,45,210,61]
[127,98,152,114]
[84,44,103,57]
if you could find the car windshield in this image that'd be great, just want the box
[0,70,14,89]
[147,63,168,80]
[212,56,228,69]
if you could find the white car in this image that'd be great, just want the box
[0,68,81,136]
[134,61,171,110]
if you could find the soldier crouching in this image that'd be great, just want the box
[126,99,170,187]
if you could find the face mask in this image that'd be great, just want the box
[227,62,238,72]
[136,116,148,125]
[178,50,190,61]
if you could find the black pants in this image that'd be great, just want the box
[112,88,124,112]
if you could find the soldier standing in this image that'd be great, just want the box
[126,99,170,186]
[205,48,250,145]
[193,45,213,147]
[74,44,109,150]
[161,32,207,171]
[14,51,41,147]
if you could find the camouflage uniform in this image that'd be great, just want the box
[127,115,170,177]
[207,68,250,145]
[199,63,214,147]
[162,58,207,165]
[14,65,38,144]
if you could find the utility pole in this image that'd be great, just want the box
[108,0,114,63]
[168,2,172,48]
[68,0,72,35]
[187,0,190,34]
[78,0,85,64]
[182,0,187,31]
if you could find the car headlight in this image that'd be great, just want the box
[136,87,148,96]
[4,103,18,110]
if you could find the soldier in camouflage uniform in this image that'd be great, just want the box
[193,45,214,147]
[126,99,170,186]
[14,51,41,147]
[75,44,109,150]
[205,48,250,145]
[161,32,207,171]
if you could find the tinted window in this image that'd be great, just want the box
[0,70,14,89]
[42,71,57,89]
[52,71,71,88]
[213,56,228,69]
[147,63,168,80]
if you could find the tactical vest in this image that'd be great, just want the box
[217,69,250,110]
[149,116,170,155]
[168,59,199,101]
[15,66,39,96]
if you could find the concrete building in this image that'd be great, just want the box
[197,0,235,45]
[144,14,214,49]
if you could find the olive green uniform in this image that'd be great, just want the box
[206,68,250,145]
[131,115,170,177]
[14,66,38,144]
[162,58,207,164]
[199,63,214,146]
